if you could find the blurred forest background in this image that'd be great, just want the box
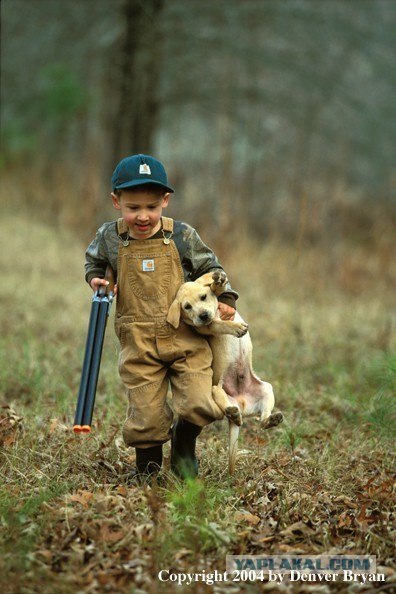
[2,0,395,250]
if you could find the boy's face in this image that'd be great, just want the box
[111,188,170,239]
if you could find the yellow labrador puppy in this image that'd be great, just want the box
[167,270,283,473]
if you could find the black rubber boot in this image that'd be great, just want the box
[170,418,202,479]
[135,445,163,477]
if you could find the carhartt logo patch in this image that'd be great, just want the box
[139,163,151,175]
[142,259,155,271]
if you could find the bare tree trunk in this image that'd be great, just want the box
[112,0,165,161]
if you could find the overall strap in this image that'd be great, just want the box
[117,218,128,236]
[161,216,174,233]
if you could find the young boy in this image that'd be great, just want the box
[85,154,238,479]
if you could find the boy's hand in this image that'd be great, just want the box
[218,302,235,321]
[89,277,118,295]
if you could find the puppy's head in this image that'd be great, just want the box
[167,281,218,329]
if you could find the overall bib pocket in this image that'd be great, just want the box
[126,252,171,300]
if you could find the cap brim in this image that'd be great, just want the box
[113,179,174,193]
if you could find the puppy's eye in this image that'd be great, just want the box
[200,295,207,301]
[184,303,192,310]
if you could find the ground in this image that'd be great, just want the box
[0,213,395,594]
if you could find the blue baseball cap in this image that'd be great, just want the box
[111,154,174,193]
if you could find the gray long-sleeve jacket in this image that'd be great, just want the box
[85,220,238,308]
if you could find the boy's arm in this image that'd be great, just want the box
[184,228,239,309]
[85,227,110,286]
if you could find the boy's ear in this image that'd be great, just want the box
[162,193,170,208]
[111,192,121,210]
[167,298,181,328]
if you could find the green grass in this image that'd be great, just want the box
[361,354,396,440]
[0,211,395,593]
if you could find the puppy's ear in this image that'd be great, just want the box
[167,298,181,328]
[196,272,213,287]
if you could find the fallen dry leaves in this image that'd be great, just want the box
[0,408,395,594]
[0,405,23,447]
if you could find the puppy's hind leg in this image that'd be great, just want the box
[262,411,284,429]
[211,385,242,474]
[257,381,283,429]
[229,422,240,474]
[212,385,243,427]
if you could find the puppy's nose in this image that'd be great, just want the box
[199,311,210,322]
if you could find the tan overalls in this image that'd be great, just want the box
[114,216,223,449]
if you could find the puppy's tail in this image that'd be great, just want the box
[229,422,240,474]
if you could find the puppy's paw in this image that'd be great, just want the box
[212,270,228,287]
[230,321,249,337]
[225,405,243,426]
[262,411,284,429]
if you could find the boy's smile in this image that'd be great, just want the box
[112,189,170,240]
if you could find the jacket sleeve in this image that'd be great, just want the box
[184,228,239,308]
[84,225,110,284]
